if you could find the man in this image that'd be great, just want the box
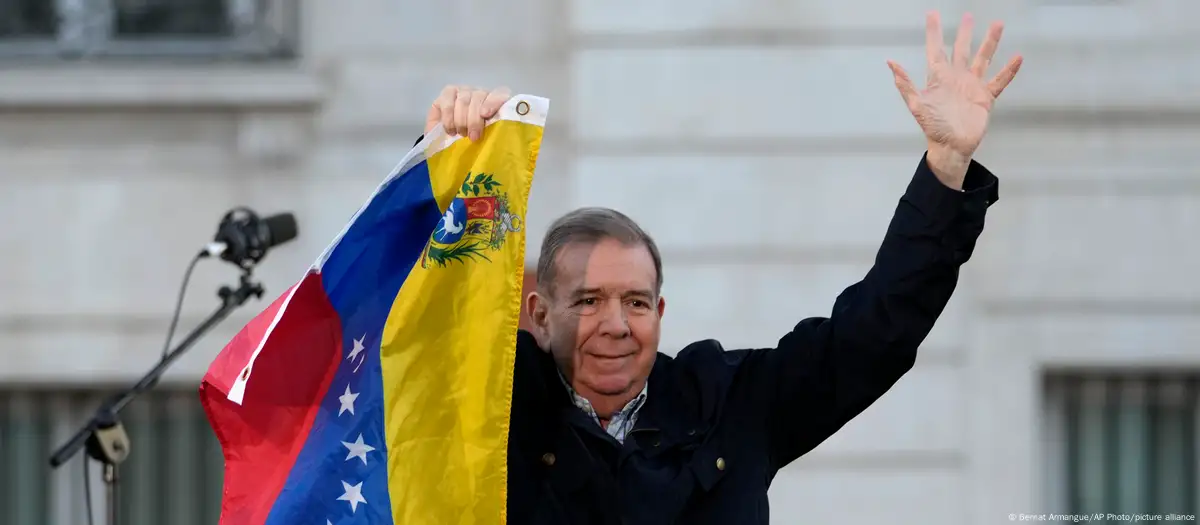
[420,11,1020,524]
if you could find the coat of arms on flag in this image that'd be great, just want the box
[422,173,524,268]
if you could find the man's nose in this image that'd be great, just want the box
[597,301,630,338]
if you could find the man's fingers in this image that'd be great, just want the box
[987,55,1023,99]
[425,84,512,138]
[467,89,488,141]
[970,21,1004,78]
[925,11,948,67]
[451,86,472,136]
[887,60,921,112]
[426,85,458,134]
[480,86,512,119]
[438,86,459,135]
[951,13,974,68]
[424,105,441,135]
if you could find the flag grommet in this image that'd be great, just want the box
[241,367,251,380]
[516,100,530,116]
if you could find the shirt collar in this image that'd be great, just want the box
[557,370,648,442]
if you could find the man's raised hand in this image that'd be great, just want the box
[887,11,1023,188]
[424,85,513,142]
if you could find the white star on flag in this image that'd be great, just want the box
[337,385,358,416]
[341,434,376,465]
[337,480,367,513]
[347,335,365,362]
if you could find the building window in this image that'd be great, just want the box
[0,0,58,39]
[0,0,297,59]
[0,388,225,525]
[1043,373,1199,519]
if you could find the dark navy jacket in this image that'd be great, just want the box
[505,154,998,524]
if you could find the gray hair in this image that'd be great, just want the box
[535,207,664,297]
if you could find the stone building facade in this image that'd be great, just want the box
[2,0,1198,523]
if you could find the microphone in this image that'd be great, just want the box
[200,207,298,268]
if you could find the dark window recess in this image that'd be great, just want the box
[0,389,226,525]
[1045,372,1199,521]
[0,0,58,38]
[113,0,231,37]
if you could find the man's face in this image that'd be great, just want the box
[527,238,665,406]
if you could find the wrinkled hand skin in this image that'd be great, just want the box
[886,11,1023,189]
[424,85,513,142]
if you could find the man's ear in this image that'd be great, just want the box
[525,291,551,349]
[656,295,666,319]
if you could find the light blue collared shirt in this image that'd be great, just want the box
[558,371,648,444]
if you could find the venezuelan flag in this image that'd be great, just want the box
[199,95,550,525]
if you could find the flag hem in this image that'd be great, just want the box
[496,102,546,525]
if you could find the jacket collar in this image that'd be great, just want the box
[515,330,703,450]
[514,330,710,494]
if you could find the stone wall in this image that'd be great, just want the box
[3,0,1199,522]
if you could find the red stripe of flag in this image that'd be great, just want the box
[200,272,344,525]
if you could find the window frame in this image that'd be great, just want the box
[1,387,227,525]
[0,0,298,60]
[1042,371,1200,517]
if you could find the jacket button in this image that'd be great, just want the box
[715,457,726,471]
[541,453,556,466]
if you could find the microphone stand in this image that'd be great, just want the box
[48,267,265,525]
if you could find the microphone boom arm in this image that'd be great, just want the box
[47,269,265,525]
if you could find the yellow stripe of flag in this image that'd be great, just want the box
[382,98,549,523]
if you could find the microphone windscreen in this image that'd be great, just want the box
[263,213,299,247]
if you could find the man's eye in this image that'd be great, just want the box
[629,300,647,308]
[579,298,597,306]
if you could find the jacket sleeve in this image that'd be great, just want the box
[755,153,998,470]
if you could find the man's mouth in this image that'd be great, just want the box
[589,351,636,360]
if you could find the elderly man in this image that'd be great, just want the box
[420,11,1020,525]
